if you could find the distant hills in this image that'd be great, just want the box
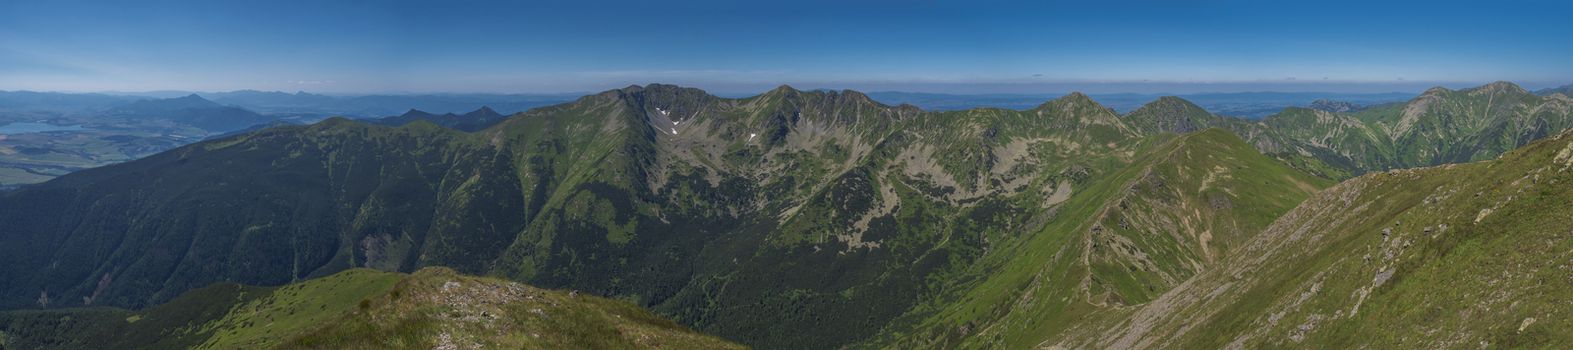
[2,81,1573,349]
[369,106,508,131]
[113,94,226,112]
[0,91,141,113]
[204,90,576,117]
[0,92,539,187]
[5,85,1562,119]
[0,94,293,188]
[1535,83,1573,97]
[0,90,574,117]
[106,94,277,132]
[864,91,1416,118]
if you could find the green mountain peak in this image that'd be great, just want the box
[1421,85,1453,96]
[1125,95,1218,134]
[1465,80,1530,95]
[1042,91,1098,108]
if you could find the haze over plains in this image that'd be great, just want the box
[3,0,1571,95]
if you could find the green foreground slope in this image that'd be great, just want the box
[1047,129,1573,348]
[0,268,741,350]
[866,128,1330,348]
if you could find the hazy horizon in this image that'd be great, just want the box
[1,80,1556,98]
[4,0,1571,94]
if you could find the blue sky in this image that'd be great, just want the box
[1,0,1570,94]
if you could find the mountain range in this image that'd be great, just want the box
[1535,84,1573,97]
[105,94,279,132]
[1,81,1571,349]
[0,93,523,188]
[369,107,510,131]
[0,90,574,118]
[1306,98,1371,113]
[203,90,576,117]
[864,91,1416,118]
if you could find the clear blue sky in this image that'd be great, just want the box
[2,0,1570,94]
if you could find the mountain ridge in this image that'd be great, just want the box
[0,82,1197,348]
[370,106,510,131]
[3,81,1573,349]
[104,94,277,132]
[1535,84,1573,97]
[1047,127,1573,348]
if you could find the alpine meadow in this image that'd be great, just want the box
[3,1,1573,349]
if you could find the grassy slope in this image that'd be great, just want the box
[866,128,1330,348]
[0,283,268,349]
[0,269,399,350]
[196,269,405,349]
[285,268,743,349]
[1050,129,1573,348]
[0,268,740,350]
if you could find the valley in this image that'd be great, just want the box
[0,95,313,188]
[0,91,571,188]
